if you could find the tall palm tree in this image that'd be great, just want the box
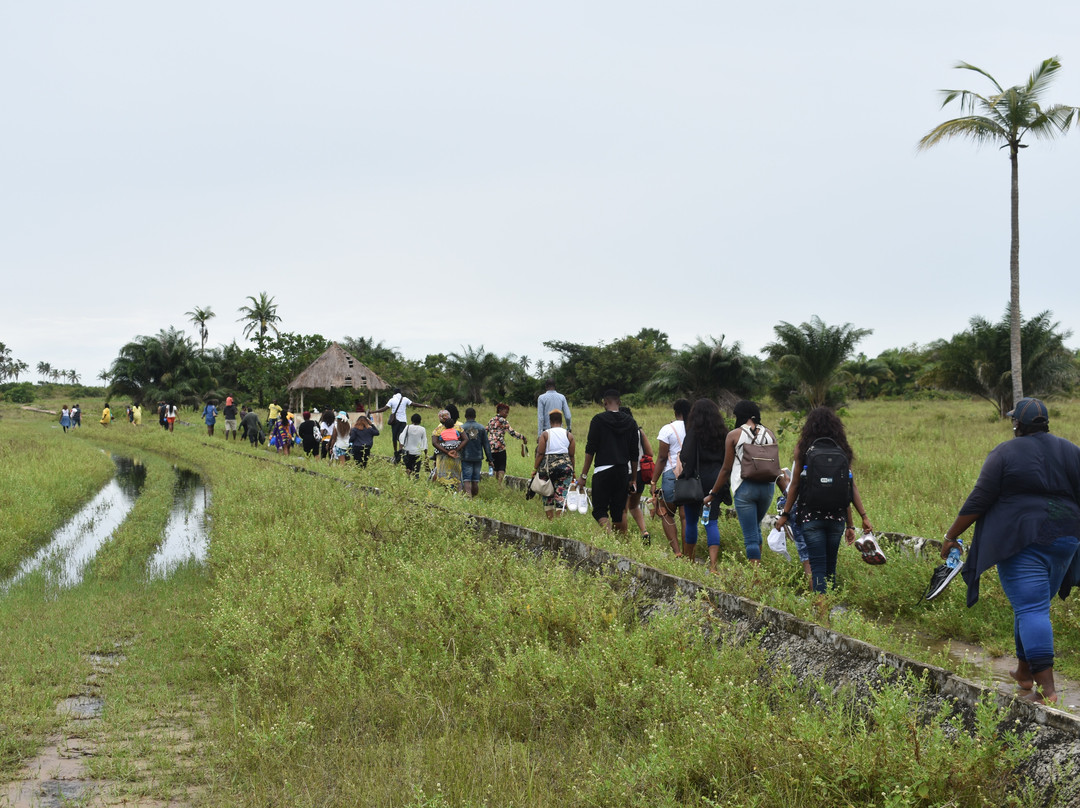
[36,361,52,382]
[918,57,1079,407]
[764,317,871,410]
[236,292,281,351]
[185,305,216,354]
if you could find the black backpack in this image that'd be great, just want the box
[799,437,852,512]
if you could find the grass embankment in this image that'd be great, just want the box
[57,415,1046,807]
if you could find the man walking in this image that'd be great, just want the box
[460,407,493,497]
[537,379,571,437]
[373,387,431,463]
[575,389,638,533]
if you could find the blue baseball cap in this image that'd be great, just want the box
[1007,397,1049,425]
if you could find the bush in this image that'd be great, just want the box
[2,382,35,403]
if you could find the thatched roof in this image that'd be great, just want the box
[287,343,389,392]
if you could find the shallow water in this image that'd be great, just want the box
[147,468,210,579]
[3,455,146,591]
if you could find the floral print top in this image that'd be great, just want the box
[487,415,524,452]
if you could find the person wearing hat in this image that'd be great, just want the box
[943,397,1080,705]
[223,396,238,440]
[330,411,353,465]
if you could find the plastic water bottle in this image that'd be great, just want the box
[946,540,964,569]
[487,466,494,477]
[700,504,711,525]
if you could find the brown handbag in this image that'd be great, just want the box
[739,426,781,482]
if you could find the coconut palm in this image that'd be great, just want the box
[185,306,216,354]
[36,361,52,382]
[764,317,871,410]
[236,293,281,351]
[918,57,1080,407]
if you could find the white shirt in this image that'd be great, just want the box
[543,427,570,454]
[657,420,686,473]
[400,423,428,454]
[386,393,412,423]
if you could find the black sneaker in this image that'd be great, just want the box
[924,559,964,601]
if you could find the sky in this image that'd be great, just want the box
[4,2,1080,383]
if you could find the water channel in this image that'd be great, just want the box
[2,454,210,593]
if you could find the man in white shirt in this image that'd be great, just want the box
[655,399,690,556]
[373,387,431,463]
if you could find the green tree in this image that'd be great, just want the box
[185,306,216,354]
[36,361,52,382]
[764,316,871,410]
[645,336,762,405]
[918,57,1080,407]
[544,335,664,403]
[237,292,282,352]
[922,309,1076,416]
[109,327,220,406]
[842,353,895,400]
[0,343,28,382]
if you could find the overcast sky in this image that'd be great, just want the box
[4,2,1080,382]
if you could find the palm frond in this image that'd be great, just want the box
[917,116,1007,150]
[954,61,1004,94]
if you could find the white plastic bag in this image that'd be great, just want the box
[766,527,791,561]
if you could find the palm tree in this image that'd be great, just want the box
[918,57,1080,407]
[236,293,281,351]
[764,317,871,410]
[842,353,895,400]
[646,336,761,406]
[67,369,80,385]
[185,306,216,354]
[36,361,52,382]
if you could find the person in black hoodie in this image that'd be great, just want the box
[576,389,639,532]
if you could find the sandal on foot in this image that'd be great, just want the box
[641,532,651,547]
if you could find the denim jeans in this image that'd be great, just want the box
[996,536,1080,671]
[733,479,774,560]
[801,519,845,593]
[683,502,720,546]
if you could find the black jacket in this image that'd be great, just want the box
[584,410,639,468]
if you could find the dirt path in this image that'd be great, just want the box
[0,645,207,807]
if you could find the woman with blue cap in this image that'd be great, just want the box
[943,397,1080,704]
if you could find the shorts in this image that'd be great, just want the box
[490,450,507,473]
[660,468,677,504]
[333,445,350,459]
[461,459,482,482]
[225,420,237,432]
[167,417,176,425]
[590,466,629,524]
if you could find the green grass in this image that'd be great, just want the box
[0,398,1073,805]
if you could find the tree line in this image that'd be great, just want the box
[3,300,1076,417]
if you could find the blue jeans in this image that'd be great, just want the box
[734,479,774,560]
[996,536,1080,671]
[802,519,845,593]
[683,503,720,546]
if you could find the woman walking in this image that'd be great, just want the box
[705,400,777,564]
[678,399,729,573]
[330,412,352,464]
[60,405,72,433]
[271,414,294,456]
[349,414,380,467]
[100,402,112,427]
[533,409,575,519]
[774,407,872,594]
[297,411,321,457]
[432,409,467,489]
[487,403,527,482]
[943,398,1080,704]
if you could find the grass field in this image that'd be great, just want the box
[1,396,1077,806]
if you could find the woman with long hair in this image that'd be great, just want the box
[705,400,776,563]
[331,411,352,464]
[271,414,294,456]
[775,407,873,593]
[319,408,335,460]
[677,399,729,573]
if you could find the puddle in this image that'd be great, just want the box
[923,634,1080,710]
[3,456,146,592]
[147,468,210,579]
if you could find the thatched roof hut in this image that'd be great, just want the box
[287,342,389,413]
